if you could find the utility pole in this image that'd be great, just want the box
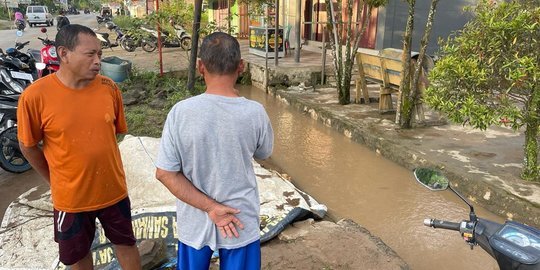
[274,0,279,66]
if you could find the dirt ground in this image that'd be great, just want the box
[207,219,409,270]
[259,219,409,270]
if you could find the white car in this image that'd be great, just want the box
[26,6,54,27]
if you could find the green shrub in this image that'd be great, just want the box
[120,70,205,137]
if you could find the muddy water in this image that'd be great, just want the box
[239,85,503,270]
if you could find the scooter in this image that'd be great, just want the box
[15,19,25,31]
[95,15,111,29]
[0,94,31,173]
[172,24,192,51]
[95,22,120,50]
[413,168,540,270]
[36,28,59,77]
[140,25,192,51]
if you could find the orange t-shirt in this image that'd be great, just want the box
[17,74,128,212]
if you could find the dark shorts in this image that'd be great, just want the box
[53,197,136,265]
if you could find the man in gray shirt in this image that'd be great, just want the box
[155,32,273,270]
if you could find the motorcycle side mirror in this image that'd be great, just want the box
[35,62,46,70]
[413,168,477,222]
[40,28,47,33]
[16,30,23,37]
[413,167,449,191]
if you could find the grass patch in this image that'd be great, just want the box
[119,69,205,137]
[0,20,12,30]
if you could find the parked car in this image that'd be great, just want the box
[25,5,54,27]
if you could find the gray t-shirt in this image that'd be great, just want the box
[156,93,274,250]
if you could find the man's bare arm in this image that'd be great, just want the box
[19,143,50,184]
[155,168,244,238]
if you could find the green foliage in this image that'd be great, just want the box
[414,168,448,190]
[119,70,205,137]
[426,0,539,131]
[425,0,540,180]
[366,0,389,7]
[145,0,194,35]
[0,7,10,20]
[112,15,154,42]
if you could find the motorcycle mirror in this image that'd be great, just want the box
[35,62,47,70]
[413,168,478,222]
[40,28,47,33]
[16,30,23,37]
[413,168,449,191]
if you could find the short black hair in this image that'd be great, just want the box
[199,32,241,75]
[55,24,97,60]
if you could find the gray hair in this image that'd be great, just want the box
[199,32,241,75]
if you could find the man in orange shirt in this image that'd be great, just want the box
[17,24,141,270]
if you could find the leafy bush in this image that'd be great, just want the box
[425,0,540,180]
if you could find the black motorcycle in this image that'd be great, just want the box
[0,94,31,173]
[0,49,34,95]
[95,15,112,28]
[413,168,539,270]
[15,19,25,31]
[4,41,41,80]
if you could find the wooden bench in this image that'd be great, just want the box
[355,50,405,113]
[355,49,429,114]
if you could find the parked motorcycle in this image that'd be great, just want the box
[36,28,59,77]
[140,25,192,51]
[0,49,34,95]
[413,168,540,270]
[172,24,192,51]
[4,40,40,80]
[0,94,31,173]
[95,15,112,29]
[95,30,119,49]
[120,30,157,53]
[15,19,25,31]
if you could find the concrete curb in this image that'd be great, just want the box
[270,86,540,227]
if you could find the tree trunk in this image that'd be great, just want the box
[326,0,345,104]
[340,0,354,105]
[403,0,440,127]
[522,89,540,181]
[327,1,374,105]
[395,0,415,128]
[187,0,203,92]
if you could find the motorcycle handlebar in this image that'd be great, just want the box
[38,37,54,46]
[424,219,461,231]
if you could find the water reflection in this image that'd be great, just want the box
[239,85,502,270]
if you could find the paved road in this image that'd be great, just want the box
[0,13,99,222]
[0,13,98,53]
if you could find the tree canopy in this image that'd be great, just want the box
[425,0,540,180]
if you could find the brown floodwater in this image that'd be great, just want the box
[239,85,503,270]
